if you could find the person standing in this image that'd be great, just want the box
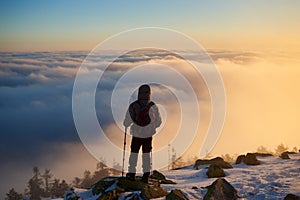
[123,84,162,183]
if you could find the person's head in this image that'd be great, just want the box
[138,84,151,101]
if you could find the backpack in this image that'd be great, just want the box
[134,101,155,127]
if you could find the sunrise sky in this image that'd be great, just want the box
[1,0,300,198]
[1,0,300,52]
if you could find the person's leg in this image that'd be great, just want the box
[127,137,142,180]
[142,137,152,182]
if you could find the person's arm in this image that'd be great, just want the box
[153,104,162,128]
[123,104,134,127]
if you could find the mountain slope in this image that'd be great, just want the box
[65,153,300,200]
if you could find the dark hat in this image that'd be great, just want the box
[138,84,151,100]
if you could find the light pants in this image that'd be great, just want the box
[128,137,152,174]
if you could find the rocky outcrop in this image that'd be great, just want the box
[280,152,291,159]
[64,188,79,200]
[166,189,188,200]
[92,177,119,195]
[150,170,176,184]
[206,164,225,178]
[284,193,300,200]
[140,184,168,200]
[97,189,120,200]
[254,153,273,157]
[235,155,246,164]
[244,153,260,165]
[204,178,238,200]
[194,157,233,169]
[236,153,260,165]
[88,175,169,200]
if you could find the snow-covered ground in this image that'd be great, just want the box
[161,153,300,199]
[66,153,300,200]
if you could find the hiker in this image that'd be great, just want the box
[123,84,162,182]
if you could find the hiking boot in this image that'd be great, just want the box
[126,173,136,181]
[142,172,150,183]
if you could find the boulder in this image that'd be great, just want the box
[285,151,297,154]
[150,170,165,180]
[284,193,300,200]
[64,188,79,200]
[244,153,260,165]
[150,170,176,184]
[166,189,188,200]
[236,153,260,165]
[87,176,169,200]
[254,153,273,157]
[280,152,291,159]
[194,157,233,169]
[97,189,119,200]
[92,177,118,195]
[204,178,238,200]
[206,164,225,178]
[117,178,146,191]
[140,184,168,200]
[235,155,245,164]
[120,192,141,200]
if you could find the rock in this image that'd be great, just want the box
[151,170,165,180]
[64,188,79,200]
[236,153,260,165]
[206,164,225,178]
[120,192,141,200]
[284,193,300,200]
[166,189,188,200]
[235,155,245,164]
[90,176,169,200]
[150,170,176,184]
[194,157,233,169]
[244,153,260,165]
[204,178,238,200]
[92,177,118,195]
[117,178,146,191]
[192,186,198,190]
[286,151,297,154]
[140,184,168,200]
[97,189,119,200]
[254,153,273,157]
[280,152,291,159]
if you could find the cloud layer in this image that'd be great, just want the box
[1,49,300,197]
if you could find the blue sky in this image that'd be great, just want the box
[1,0,299,51]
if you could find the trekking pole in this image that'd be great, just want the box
[150,149,153,175]
[122,127,127,177]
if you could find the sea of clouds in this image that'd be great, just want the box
[1,49,299,196]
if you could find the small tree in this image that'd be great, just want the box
[51,179,69,197]
[221,154,235,163]
[58,180,69,197]
[172,156,185,169]
[28,166,44,200]
[171,147,177,169]
[92,168,110,183]
[80,170,93,188]
[292,146,298,153]
[275,143,289,156]
[5,188,23,200]
[112,160,121,175]
[257,145,272,154]
[72,177,81,188]
[41,169,52,196]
